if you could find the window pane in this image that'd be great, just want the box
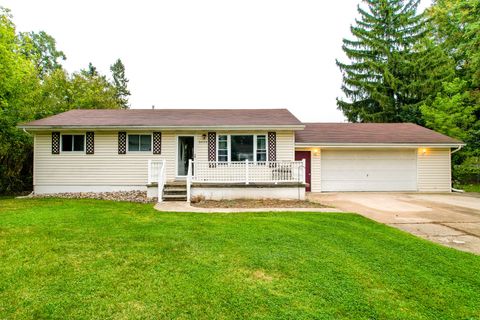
[140,135,151,151]
[218,140,228,149]
[257,135,266,150]
[61,135,72,151]
[128,135,139,151]
[257,152,267,162]
[73,135,84,151]
[218,155,228,162]
[231,135,253,161]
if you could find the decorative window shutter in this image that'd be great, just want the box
[86,132,94,154]
[153,132,162,154]
[208,132,216,161]
[52,132,60,154]
[118,132,126,154]
[268,132,277,161]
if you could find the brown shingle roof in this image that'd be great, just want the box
[20,109,303,128]
[295,123,462,145]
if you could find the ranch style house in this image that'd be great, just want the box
[19,109,464,202]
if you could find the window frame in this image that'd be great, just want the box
[216,134,268,163]
[127,133,153,153]
[60,133,86,153]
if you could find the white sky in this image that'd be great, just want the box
[5,0,431,122]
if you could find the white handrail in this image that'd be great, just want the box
[186,159,192,203]
[157,159,167,202]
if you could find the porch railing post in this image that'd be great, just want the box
[245,159,249,185]
[302,158,306,183]
[187,159,192,203]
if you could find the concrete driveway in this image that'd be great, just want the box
[308,192,480,255]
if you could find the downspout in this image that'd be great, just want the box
[451,145,464,192]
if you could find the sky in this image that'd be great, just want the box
[5,0,431,122]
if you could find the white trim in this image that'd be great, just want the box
[295,143,465,148]
[215,133,268,163]
[60,133,86,153]
[20,124,305,131]
[126,133,153,153]
[175,135,195,178]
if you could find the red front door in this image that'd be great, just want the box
[295,151,311,192]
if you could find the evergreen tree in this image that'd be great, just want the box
[86,62,98,77]
[110,59,130,109]
[336,0,452,123]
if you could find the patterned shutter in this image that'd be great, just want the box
[86,132,94,154]
[208,132,216,161]
[268,132,276,161]
[52,132,60,154]
[118,132,126,154]
[153,132,162,154]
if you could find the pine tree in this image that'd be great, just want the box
[110,59,130,109]
[336,0,451,123]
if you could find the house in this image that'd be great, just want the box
[19,109,463,202]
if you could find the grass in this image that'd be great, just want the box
[456,183,480,193]
[0,198,479,319]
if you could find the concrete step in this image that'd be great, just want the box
[163,194,187,201]
[163,190,187,196]
[165,181,186,186]
[163,188,187,193]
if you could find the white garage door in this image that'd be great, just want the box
[321,149,417,191]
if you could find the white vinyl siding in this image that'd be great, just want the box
[320,149,418,192]
[311,150,321,192]
[417,148,451,192]
[33,130,295,190]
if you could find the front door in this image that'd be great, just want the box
[177,136,194,176]
[295,151,311,192]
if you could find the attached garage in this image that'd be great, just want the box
[320,149,417,191]
[295,123,464,193]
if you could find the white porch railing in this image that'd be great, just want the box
[148,159,167,202]
[189,160,306,185]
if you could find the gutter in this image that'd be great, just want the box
[295,143,466,148]
[17,124,306,131]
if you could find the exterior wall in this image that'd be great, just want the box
[191,186,305,200]
[34,130,295,194]
[417,148,452,192]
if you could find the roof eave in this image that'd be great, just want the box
[294,142,465,148]
[18,124,305,131]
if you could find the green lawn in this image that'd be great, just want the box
[456,183,480,193]
[0,199,479,319]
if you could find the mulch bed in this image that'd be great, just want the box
[192,199,326,208]
[31,191,156,203]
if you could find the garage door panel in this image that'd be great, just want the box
[321,149,417,192]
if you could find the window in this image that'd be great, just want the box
[256,135,267,161]
[128,134,151,152]
[231,135,254,161]
[218,135,228,162]
[61,134,85,152]
[217,134,268,162]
